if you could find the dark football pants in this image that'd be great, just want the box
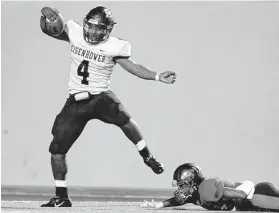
[49,90,131,155]
[251,182,279,212]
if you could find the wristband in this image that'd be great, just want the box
[155,72,160,81]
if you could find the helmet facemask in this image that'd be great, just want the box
[83,6,116,45]
[173,169,198,204]
[83,17,113,45]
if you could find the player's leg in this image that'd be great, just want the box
[120,118,149,157]
[120,119,164,174]
[251,182,279,211]
[41,96,89,207]
[96,90,164,174]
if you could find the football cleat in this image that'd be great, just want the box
[41,196,72,207]
[144,154,164,174]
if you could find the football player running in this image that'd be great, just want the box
[141,163,279,212]
[40,6,177,207]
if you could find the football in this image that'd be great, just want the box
[42,7,65,36]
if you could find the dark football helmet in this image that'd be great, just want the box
[172,163,204,204]
[83,6,116,45]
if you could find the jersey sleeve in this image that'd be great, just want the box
[198,178,225,203]
[118,41,132,58]
[235,180,255,199]
[64,20,81,42]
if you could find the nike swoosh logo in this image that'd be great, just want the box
[54,201,65,207]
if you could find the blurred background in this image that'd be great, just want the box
[1,1,279,190]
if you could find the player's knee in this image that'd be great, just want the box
[49,140,60,154]
[49,140,68,155]
[115,111,131,127]
[120,118,137,129]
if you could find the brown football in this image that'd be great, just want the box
[43,7,65,36]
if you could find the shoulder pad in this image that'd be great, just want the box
[198,178,224,203]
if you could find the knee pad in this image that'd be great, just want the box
[115,111,131,127]
[49,140,68,155]
[108,102,130,126]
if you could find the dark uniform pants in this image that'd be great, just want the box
[49,90,131,155]
[236,182,279,212]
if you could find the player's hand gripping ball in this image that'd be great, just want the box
[41,7,65,36]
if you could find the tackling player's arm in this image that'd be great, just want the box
[223,188,248,199]
[223,180,255,200]
[141,196,189,209]
[221,179,242,188]
[162,196,189,207]
[40,7,69,42]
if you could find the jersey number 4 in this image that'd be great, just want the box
[77,60,89,85]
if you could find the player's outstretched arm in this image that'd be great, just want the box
[140,197,185,209]
[40,7,69,42]
[116,58,177,84]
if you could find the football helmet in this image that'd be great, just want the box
[83,6,116,45]
[172,163,204,204]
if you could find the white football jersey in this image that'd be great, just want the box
[64,20,131,95]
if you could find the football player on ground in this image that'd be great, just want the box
[40,6,177,207]
[141,163,279,212]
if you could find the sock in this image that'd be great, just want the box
[55,180,68,198]
[136,140,146,151]
[136,140,151,158]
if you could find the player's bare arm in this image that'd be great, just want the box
[140,196,185,209]
[40,7,69,42]
[221,179,242,188]
[223,187,248,200]
[116,58,177,84]
[223,180,255,200]
[163,196,187,207]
